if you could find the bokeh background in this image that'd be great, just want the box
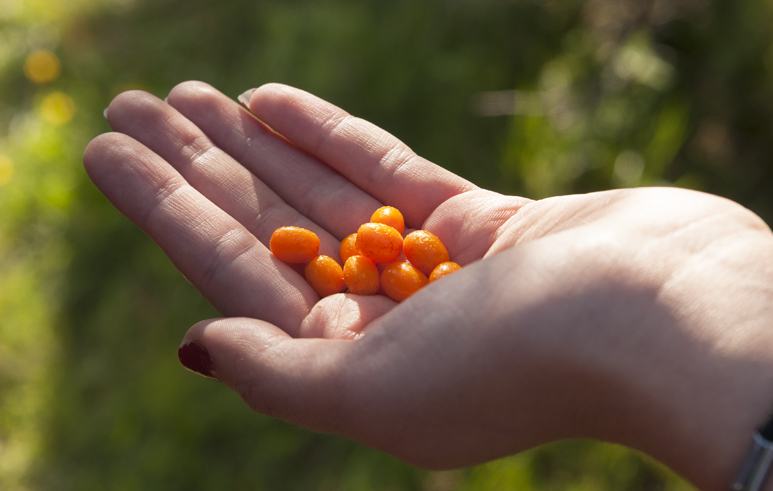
[1,0,772,489]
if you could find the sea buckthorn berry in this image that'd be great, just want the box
[380,260,428,302]
[356,223,403,264]
[339,233,360,263]
[304,255,345,297]
[270,226,320,263]
[403,230,450,275]
[343,255,380,295]
[370,206,405,235]
[429,261,462,282]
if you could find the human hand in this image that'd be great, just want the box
[85,82,773,490]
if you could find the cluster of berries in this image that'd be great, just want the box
[269,206,461,302]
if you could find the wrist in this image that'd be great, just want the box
[588,223,773,490]
[625,332,773,491]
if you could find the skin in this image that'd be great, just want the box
[84,81,773,490]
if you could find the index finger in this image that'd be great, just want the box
[243,84,477,228]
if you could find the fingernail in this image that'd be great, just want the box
[102,106,109,120]
[237,88,256,108]
[178,342,215,378]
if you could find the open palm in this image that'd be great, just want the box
[85,82,772,489]
[86,81,535,338]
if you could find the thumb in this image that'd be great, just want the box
[178,317,358,433]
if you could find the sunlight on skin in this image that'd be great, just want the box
[299,294,395,339]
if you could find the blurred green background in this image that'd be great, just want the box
[1,0,771,489]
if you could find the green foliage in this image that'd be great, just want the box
[1,0,771,489]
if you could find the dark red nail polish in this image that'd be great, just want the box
[178,342,215,378]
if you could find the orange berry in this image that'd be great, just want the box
[339,233,360,263]
[304,255,345,297]
[356,223,403,263]
[343,255,380,295]
[380,260,428,302]
[270,226,320,263]
[429,261,462,282]
[370,206,405,235]
[403,230,450,275]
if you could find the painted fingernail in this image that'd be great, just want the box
[178,342,215,378]
[237,88,256,108]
